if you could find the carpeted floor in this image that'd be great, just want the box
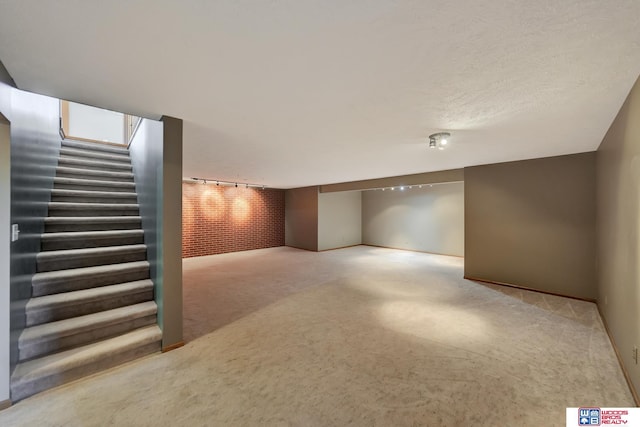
[0,246,633,426]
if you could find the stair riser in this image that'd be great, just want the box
[58,158,132,173]
[38,250,147,272]
[59,150,130,164]
[54,182,136,193]
[48,207,140,217]
[56,169,134,182]
[19,315,157,362]
[61,140,129,155]
[60,154,131,166]
[32,267,150,297]
[50,194,138,204]
[42,234,144,251]
[11,339,160,402]
[45,221,142,233]
[26,289,154,327]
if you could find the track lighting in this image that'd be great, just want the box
[187,177,267,189]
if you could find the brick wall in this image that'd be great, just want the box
[182,182,285,258]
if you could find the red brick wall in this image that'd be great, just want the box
[182,183,285,258]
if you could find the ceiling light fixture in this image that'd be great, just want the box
[187,178,267,189]
[428,132,451,150]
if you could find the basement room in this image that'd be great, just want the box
[0,1,639,426]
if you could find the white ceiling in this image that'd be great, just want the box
[1,1,639,188]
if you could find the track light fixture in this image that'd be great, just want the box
[428,132,451,150]
[187,177,268,190]
[363,181,460,192]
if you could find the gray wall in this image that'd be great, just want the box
[362,182,464,256]
[596,75,640,395]
[0,80,61,378]
[285,186,318,251]
[318,191,362,251]
[129,117,183,349]
[0,114,10,403]
[464,153,596,300]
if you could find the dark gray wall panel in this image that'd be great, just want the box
[0,59,16,88]
[129,119,163,325]
[129,117,183,349]
[0,82,61,372]
[160,116,182,348]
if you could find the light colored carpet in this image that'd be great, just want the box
[0,246,633,426]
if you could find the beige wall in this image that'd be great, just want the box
[318,191,362,251]
[464,153,596,300]
[285,186,318,251]
[597,75,640,395]
[362,182,464,256]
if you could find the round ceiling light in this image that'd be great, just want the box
[428,132,451,150]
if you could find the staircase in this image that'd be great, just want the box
[10,140,162,401]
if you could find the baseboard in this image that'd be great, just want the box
[162,341,185,353]
[597,306,640,406]
[363,244,464,258]
[318,244,361,252]
[0,399,11,411]
[464,276,596,303]
[284,245,317,252]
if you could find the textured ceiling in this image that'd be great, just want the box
[0,1,639,188]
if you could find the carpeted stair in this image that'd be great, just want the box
[10,139,162,402]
